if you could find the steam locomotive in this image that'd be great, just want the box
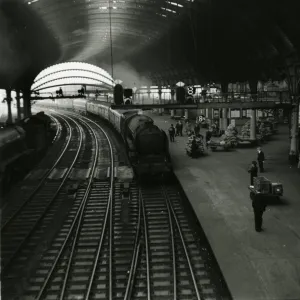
[0,112,55,196]
[35,99,172,176]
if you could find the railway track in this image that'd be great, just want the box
[14,111,231,300]
[1,114,95,298]
[124,183,232,300]
[23,114,123,299]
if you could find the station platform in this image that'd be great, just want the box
[146,111,300,300]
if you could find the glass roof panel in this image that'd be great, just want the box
[26,0,198,63]
[32,62,114,91]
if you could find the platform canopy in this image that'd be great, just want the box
[1,0,300,89]
[31,62,115,94]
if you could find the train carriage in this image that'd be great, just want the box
[34,98,172,177]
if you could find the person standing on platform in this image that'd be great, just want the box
[185,121,192,136]
[251,193,267,232]
[257,147,265,172]
[178,120,183,136]
[175,121,181,136]
[168,124,175,142]
[206,129,212,146]
[194,122,200,136]
[248,161,258,186]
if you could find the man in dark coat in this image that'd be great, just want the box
[194,123,200,136]
[175,121,181,136]
[168,124,175,142]
[257,147,265,172]
[252,193,267,232]
[206,129,213,147]
[178,121,183,136]
[248,161,258,185]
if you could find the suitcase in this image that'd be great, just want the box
[254,176,271,194]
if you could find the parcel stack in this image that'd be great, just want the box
[220,124,239,146]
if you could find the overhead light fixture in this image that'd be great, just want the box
[161,7,176,13]
[28,0,39,4]
[166,1,183,7]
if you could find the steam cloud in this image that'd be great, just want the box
[103,62,152,88]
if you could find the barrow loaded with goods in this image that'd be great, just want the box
[207,124,239,151]
[186,136,205,157]
[248,176,283,200]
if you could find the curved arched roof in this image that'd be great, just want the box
[1,0,300,89]
[31,62,115,91]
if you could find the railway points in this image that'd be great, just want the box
[147,111,300,300]
[11,107,232,299]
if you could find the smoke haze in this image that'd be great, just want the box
[103,62,151,88]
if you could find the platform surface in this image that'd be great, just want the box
[147,111,300,300]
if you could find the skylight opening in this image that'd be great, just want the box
[166,1,183,7]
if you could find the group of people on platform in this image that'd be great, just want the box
[168,120,213,146]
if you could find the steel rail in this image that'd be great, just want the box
[48,114,62,144]
[161,185,177,300]
[33,113,115,300]
[123,189,142,300]
[1,114,72,231]
[141,189,151,300]
[58,117,100,300]
[2,115,84,273]
[163,185,203,300]
[77,114,115,300]
[33,113,95,299]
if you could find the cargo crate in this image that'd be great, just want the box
[254,176,271,194]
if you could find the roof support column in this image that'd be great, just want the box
[147,87,151,104]
[220,82,229,131]
[15,90,22,121]
[22,88,31,118]
[250,109,257,141]
[5,89,13,124]
[170,89,175,117]
[249,79,258,141]
[158,87,163,116]
[284,60,300,166]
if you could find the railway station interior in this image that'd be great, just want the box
[1,0,300,299]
